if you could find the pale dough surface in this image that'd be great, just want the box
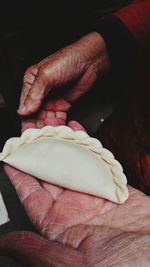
[0,126,128,204]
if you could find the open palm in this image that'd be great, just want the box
[1,121,150,266]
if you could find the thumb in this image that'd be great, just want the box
[0,231,83,267]
[68,120,86,132]
[18,68,51,116]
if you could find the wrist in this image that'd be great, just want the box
[88,32,111,75]
[94,17,137,80]
[73,32,111,77]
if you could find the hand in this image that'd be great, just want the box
[21,98,70,132]
[18,32,110,129]
[1,170,150,266]
[1,122,150,266]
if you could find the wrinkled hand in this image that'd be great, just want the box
[1,122,150,266]
[18,32,110,130]
[21,99,70,132]
[1,169,150,266]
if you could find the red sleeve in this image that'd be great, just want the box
[114,0,150,66]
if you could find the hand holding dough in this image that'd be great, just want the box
[0,126,128,203]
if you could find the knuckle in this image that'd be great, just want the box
[39,67,50,81]
[24,65,34,75]
[23,68,32,82]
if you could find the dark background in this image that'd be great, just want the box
[0,1,92,147]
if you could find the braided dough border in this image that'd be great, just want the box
[0,126,128,202]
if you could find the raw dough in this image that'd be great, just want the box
[0,126,128,203]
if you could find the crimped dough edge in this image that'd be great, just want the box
[0,125,128,203]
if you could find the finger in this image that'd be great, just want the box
[38,110,47,120]
[36,120,45,128]
[19,83,32,108]
[44,118,66,126]
[21,121,37,132]
[4,165,45,202]
[18,65,38,114]
[56,111,67,120]
[43,111,66,126]
[45,99,71,112]
[68,120,86,132]
[46,110,66,122]
[18,68,51,116]
[4,165,54,232]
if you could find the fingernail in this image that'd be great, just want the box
[18,106,27,113]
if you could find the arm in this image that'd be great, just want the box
[114,0,150,63]
[95,0,150,79]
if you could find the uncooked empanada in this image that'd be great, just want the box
[0,126,128,203]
